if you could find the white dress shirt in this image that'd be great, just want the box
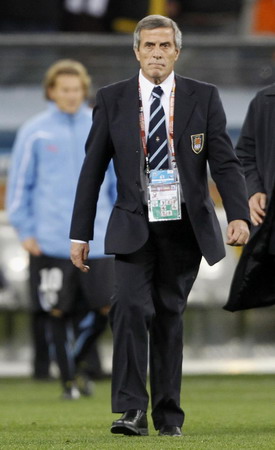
[138,69,175,140]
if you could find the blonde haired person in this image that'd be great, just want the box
[7,59,116,399]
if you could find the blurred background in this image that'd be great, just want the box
[1,0,275,377]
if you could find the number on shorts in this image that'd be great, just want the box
[38,267,63,311]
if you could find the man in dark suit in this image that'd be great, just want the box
[70,15,250,437]
[224,84,275,312]
[235,84,275,233]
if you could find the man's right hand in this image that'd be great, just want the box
[249,192,267,226]
[22,237,42,256]
[70,242,90,272]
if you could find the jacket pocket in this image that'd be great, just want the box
[114,201,138,213]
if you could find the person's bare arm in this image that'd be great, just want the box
[22,238,42,256]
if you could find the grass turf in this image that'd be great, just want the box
[0,375,275,449]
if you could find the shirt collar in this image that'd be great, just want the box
[139,69,175,101]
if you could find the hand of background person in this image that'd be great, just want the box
[22,237,42,256]
[248,192,267,226]
[226,220,250,246]
[70,242,90,272]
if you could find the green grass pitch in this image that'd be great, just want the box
[0,375,275,449]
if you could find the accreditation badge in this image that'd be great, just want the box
[147,170,181,222]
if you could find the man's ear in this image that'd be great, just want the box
[174,48,180,61]
[134,48,140,62]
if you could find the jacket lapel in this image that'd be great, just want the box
[174,75,197,148]
[117,75,140,149]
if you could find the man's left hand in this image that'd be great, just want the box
[226,220,250,246]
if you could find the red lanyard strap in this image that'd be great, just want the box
[169,83,176,163]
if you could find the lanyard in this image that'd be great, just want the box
[138,80,176,174]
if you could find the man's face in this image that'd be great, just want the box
[134,27,180,84]
[48,74,85,114]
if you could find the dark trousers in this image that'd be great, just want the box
[109,206,202,430]
[50,310,109,387]
[31,311,51,379]
[29,255,114,388]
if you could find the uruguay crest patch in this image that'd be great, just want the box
[191,133,204,154]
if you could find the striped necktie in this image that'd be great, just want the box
[147,86,169,170]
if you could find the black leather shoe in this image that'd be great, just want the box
[111,409,148,436]
[158,425,182,436]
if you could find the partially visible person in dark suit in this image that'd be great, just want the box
[70,14,250,436]
[225,84,275,312]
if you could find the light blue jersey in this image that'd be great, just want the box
[6,102,116,258]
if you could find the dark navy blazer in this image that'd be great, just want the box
[70,74,250,266]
